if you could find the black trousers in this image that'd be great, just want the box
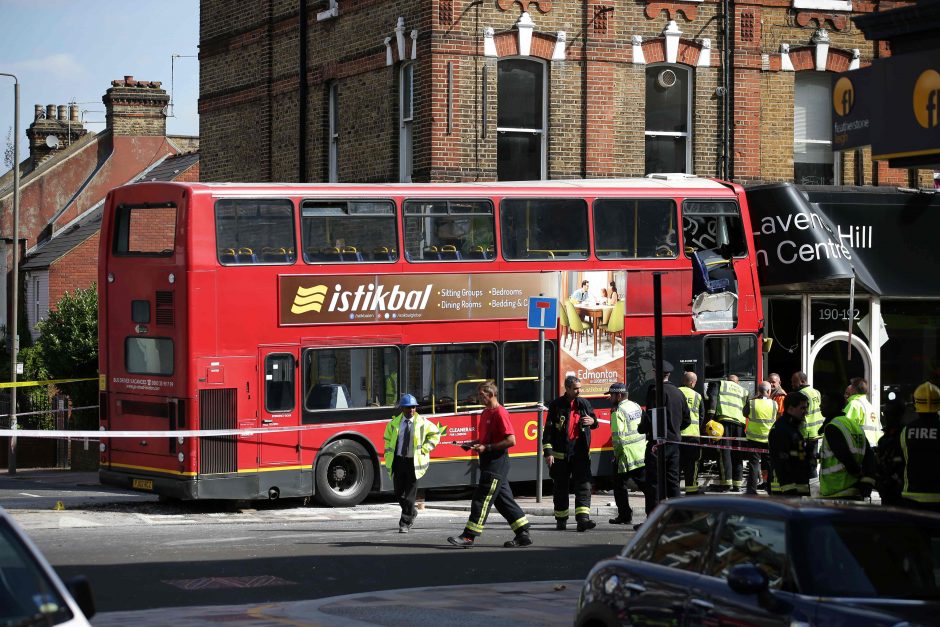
[680,438,701,494]
[613,466,651,522]
[644,442,681,515]
[719,420,746,488]
[744,441,768,493]
[550,454,593,521]
[392,456,418,526]
[462,454,530,537]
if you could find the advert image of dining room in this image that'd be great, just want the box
[559,270,626,368]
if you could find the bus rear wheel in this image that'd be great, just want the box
[314,439,374,507]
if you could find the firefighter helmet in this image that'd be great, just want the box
[914,382,940,413]
[704,420,724,438]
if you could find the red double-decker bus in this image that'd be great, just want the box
[98,176,763,505]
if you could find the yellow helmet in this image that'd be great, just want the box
[914,382,940,413]
[704,420,724,438]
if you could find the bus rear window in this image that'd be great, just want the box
[301,200,397,263]
[216,199,296,265]
[683,200,746,258]
[113,204,177,256]
[594,198,678,259]
[125,337,174,375]
[500,198,588,260]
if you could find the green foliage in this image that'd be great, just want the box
[17,345,54,430]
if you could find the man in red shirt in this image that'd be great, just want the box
[447,381,532,548]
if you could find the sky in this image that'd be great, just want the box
[0,0,199,170]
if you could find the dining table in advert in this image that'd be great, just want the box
[575,303,614,356]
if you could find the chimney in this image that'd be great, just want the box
[102,75,169,137]
[25,101,88,168]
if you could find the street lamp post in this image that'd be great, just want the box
[1,72,20,474]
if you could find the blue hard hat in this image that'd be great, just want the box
[399,394,419,407]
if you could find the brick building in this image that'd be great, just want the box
[0,77,199,339]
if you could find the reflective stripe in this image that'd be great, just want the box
[554,509,569,518]
[467,477,499,534]
[575,506,591,516]
[510,516,530,531]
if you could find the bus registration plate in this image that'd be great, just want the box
[132,479,153,491]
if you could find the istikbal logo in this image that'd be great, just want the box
[291,283,432,315]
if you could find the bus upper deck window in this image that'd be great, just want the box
[403,200,495,262]
[215,199,296,265]
[500,198,588,261]
[594,198,678,259]
[113,204,177,256]
[301,200,398,263]
[682,200,746,258]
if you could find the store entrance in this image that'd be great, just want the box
[809,332,872,422]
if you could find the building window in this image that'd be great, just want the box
[328,82,339,183]
[497,58,546,181]
[645,64,692,174]
[794,72,834,185]
[400,62,414,183]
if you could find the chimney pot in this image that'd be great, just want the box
[34,104,43,120]
[124,75,135,86]
[70,104,79,122]
[46,104,56,120]
[58,105,67,120]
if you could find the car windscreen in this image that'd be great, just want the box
[0,519,74,625]
[797,519,940,599]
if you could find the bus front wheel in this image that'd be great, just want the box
[314,439,374,507]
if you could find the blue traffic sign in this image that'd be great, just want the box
[527,297,558,330]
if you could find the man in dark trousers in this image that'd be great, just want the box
[768,392,812,497]
[543,375,599,531]
[639,361,691,529]
[447,381,532,547]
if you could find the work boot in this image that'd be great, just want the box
[399,524,410,534]
[503,531,532,548]
[555,519,567,531]
[577,519,597,532]
[447,535,474,548]
[707,485,730,493]
[608,516,631,525]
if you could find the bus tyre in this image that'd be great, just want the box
[314,439,374,507]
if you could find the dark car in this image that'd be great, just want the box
[575,496,940,626]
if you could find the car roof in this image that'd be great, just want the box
[661,495,940,524]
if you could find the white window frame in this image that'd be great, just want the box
[399,62,414,183]
[644,63,693,174]
[496,57,547,181]
[328,82,339,183]
[793,71,835,185]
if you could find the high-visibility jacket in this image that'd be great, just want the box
[679,387,703,436]
[713,380,748,425]
[384,372,398,405]
[611,400,646,474]
[844,393,879,448]
[900,414,940,505]
[746,398,776,443]
[383,412,442,479]
[819,415,870,498]
[797,385,823,440]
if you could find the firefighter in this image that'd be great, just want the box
[876,399,906,507]
[607,382,650,525]
[383,394,442,533]
[745,382,776,494]
[843,377,880,449]
[678,371,705,495]
[543,375,599,531]
[768,392,812,497]
[900,382,940,513]
[791,371,823,478]
[818,410,877,500]
[706,374,750,492]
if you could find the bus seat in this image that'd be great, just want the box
[440,245,462,260]
[219,248,236,263]
[373,246,394,261]
[235,247,257,263]
[423,246,442,260]
[691,250,730,295]
[341,246,363,262]
[262,247,290,263]
[307,383,351,410]
[468,245,491,260]
[321,246,342,261]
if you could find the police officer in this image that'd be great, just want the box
[843,377,880,449]
[678,371,705,495]
[745,382,776,494]
[900,382,940,513]
[383,394,442,533]
[818,410,877,500]
[607,383,649,525]
[791,371,823,477]
[707,374,750,492]
[768,392,812,497]
[543,375,599,531]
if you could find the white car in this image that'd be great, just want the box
[0,507,95,626]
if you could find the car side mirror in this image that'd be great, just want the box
[66,576,96,619]
[727,564,769,596]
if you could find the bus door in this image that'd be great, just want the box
[259,348,301,468]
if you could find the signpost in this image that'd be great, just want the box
[528,296,557,503]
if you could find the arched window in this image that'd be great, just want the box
[794,71,834,185]
[399,62,414,183]
[645,64,692,174]
[497,58,546,181]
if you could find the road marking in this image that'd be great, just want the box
[19,492,41,497]
[164,536,256,546]
[162,576,297,590]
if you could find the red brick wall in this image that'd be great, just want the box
[49,233,99,310]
